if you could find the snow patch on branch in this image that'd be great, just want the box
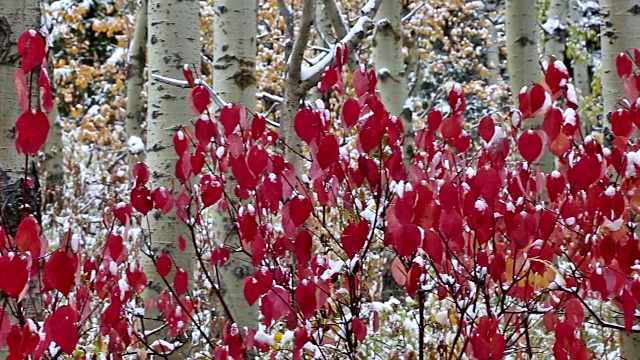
[300,16,371,81]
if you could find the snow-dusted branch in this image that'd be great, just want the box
[402,1,426,22]
[151,74,227,109]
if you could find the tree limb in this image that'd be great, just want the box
[321,0,348,39]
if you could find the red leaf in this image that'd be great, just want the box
[200,174,224,208]
[518,130,543,163]
[156,254,173,277]
[14,69,28,111]
[449,83,466,114]
[317,135,339,169]
[179,235,187,252]
[15,215,41,257]
[295,231,312,265]
[243,276,262,306]
[173,129,189,156]
[543,106,563,140]
[174,268,188,296]
[353,68,376,96]
[319,66,339,93]
[39,67,54,112]
[351,317,367,343]
[48,306,79,354]
[427,109,442,132]
[0,256,28,298]
[132,162,150,186]
[15,109,50,154]
[152,187,174,215]
[341,98,360,130]
[44,251,75,296]
[17,30,46,73]
[341,221,369,259]
[478,116,495,142]
[529,83,550,117]
[211,246,231,266]
[131,185,153,215]
[195,115,217,145]
[295,279,316,319]
[391,257,408,286]
[294,108,321,145]
[617,52,633,78]
[251,114,267,140]
[247,145,269,177]
[220,104,246,136]
[289,195,312,226]
[190,85,210,114]
[395,224,421,257]
[422,229,443,264]
[611,109,633,138]
[183,64,195,87]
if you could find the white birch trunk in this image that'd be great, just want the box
[543,0,568,62]
[373,0,412,161]
[211,0,258,328]
[144,0,199,356]
[125,0,148,144]
[212,0,257,111]
[373,0,404,117]
[485,1,501,86]
[600,0,640,129]
[506,0,540,112]
[567,0,590,134]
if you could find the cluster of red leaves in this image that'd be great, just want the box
[6,23,640,358]
[136,48,640,359]
[13,29,52,155]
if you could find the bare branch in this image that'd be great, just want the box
[287,0,315,85]
[151,74,227,109]
[361,0,383,18]
[321,0,348,39]
[402,1,426,22]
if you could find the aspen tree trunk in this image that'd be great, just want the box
[505,0,540,111]
[373,0,412,160]
[485,0,501,86]
[44,105,64,205]
[125,0,148,145]
[543,0,568,62]
[212,0,257,110]
[567,0,590,134]
[0,0,40,196]
[144,0,199,357]
[211,0,258,328]
[600,0,640,129]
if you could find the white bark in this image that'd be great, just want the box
[485,1,501,86]
[567,0,590,134]
[506,0,540,111]
[145,0,199,356]
[210,0,258,329]
[373,0,412,160]
[543,0,568,62]
[125,0,148,142]
[600,0,640,128]
[212,0,257,111]
[373,0,405,116]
